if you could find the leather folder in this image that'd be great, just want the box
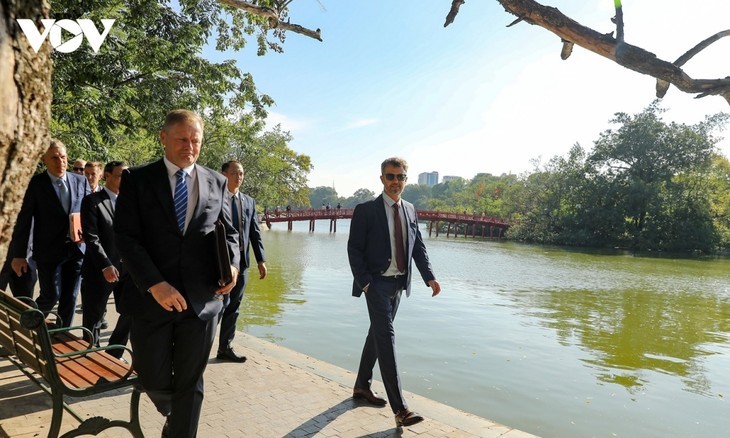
[69,212,83,243]
[214,219,233,287]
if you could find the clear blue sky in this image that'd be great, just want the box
[210,0,730,197]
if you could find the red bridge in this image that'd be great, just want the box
[262,208,509,238]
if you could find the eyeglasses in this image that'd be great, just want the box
[384,173,407,181]
[73,167,84,172]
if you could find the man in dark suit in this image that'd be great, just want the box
[11,140,90,327]
[79,161,127,347]
[347,157,441,428]
[216,160,267,363]
[114,110,239,438]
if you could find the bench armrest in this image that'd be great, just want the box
[49,325,95,345]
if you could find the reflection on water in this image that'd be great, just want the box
[516,288,730,396]
[238,220,730,437]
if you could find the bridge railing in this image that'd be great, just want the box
[263,208,354,222]
[416,210,509,226]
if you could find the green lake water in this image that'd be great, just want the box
[239,220,730,437]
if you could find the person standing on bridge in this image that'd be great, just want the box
[217,160,267,363]
[347,156,441,428]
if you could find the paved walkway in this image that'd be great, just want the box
[0,300,538,438]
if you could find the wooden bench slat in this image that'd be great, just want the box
[52,337,131,377]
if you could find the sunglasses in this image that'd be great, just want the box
[384,173,407,181]
[73,167,84,172]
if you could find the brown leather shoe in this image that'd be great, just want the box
[395,409,424,427]
[352,387,387,406]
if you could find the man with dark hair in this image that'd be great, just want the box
[80,161,127,347]
[11,140,90,327]
[115,109,239,437]
[348,156,441,428]
[217,160,266,363]
[84,161,103,192]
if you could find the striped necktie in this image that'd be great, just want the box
[173,169,188,233]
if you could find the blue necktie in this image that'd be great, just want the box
[231,195,240,232]
[174,169,188,233]
[57,179,71,214]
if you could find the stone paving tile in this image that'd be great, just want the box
[0,300,539,438]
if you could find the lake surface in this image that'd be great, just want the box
[239,219,730,438]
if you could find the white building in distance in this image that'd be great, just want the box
[418,171,439,186]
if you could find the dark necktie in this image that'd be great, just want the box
[173,169,188,233]
[392,203,406,272]
[57,178,70,214]
[231,195,240,232]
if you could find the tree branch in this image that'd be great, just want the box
[656,30,730,98]
[444,0,466,27]
[218,0,322,41]
[493,0,730,104]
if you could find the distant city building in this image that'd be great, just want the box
[417,171,439,186]
[442,175,463,183]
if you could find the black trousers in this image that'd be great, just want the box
[107,313,132,359]
[355,275,406,414]
[130,302,217,438]
[36,243,83,327]
[80,274,114,346]
[217,268,249,353]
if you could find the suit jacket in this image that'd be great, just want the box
[11,171,90,264]
[347,194,435,298]
[80,189,119,279]
[114,159,240,321]
[232,192,265,269]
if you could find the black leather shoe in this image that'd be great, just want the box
[353,387,387,406]
[100,318,109,330]
[395,409,424,427]
[216,348,247,363]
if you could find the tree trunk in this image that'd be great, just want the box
[0,0,52,261]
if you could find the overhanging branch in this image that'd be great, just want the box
[218,0,322,42]
[443,0,730,105]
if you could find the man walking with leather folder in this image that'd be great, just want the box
[348,156,441,428]
[114,109,240,438]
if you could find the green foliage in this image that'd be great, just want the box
[49,0,311,207]
[50,0,279,163]
[308,186,338,209]
[403,101,729,253]
[341,188,376,208]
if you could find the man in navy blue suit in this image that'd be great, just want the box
[11,140,90,327]
[347,156,441,428]
[216,160,266,363]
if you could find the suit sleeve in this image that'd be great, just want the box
[114,169,166,290]
[410,208,436,286]
[347,203,372,290]
[81,195,112,270]
[10,177,37,259]
[248,198,265,264]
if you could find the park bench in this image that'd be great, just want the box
[0,290,143,437]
